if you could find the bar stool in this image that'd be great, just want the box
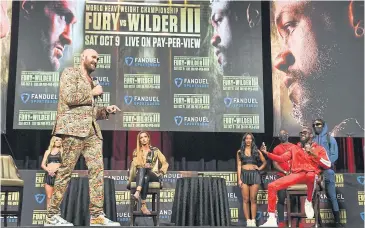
[286,175,324,227]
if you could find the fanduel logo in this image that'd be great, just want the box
[224,97,259,108]
[357,176,364,185]
[125,56,160,67]
[35,194,45,204]
[95,76,110,86]
[20,93,58,104]
[174,78,209,88]
[174,116,209,126]
[21,93,30,103]
[123,95,160,106]
[256,211,262,220]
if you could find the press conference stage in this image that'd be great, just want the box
[1,170,363,227]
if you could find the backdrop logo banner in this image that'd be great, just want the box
[320,192,345,203]
[124,56,160,68]
[174,78,183,88]
[357,176,364,185]
[125,56,134,66]
[256,210,263,220]
[174,77,209,88]
[319,209,347,224]
[115,191,129,205]
[124,96,133,105]
[20,93,30,104]
[174,116,209,127]
[34,194,45,204]
[6,170,362,227]
[335,174,344,187]
[230,208,238,223]
[201,172,237,186]
[1,217,17,224]
[174,116,183,126]
[257,190,268,205]
[159,209,172,220]
[224,97,232,107]
[13,0,265,132]
[224,97,259,108]
[358,191,364,206]
[1,192,19,207]
[227,192,238,202]
[160,189,175,203]
[32,210,47,225]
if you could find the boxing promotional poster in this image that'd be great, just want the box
[13,0,265,132]
[0,0,12,133]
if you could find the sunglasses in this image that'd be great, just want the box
[299,131,309,136]
[313,123,323,127]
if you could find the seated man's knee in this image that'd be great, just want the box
[324,169,335,176]
[306,172,316,180]
[268,182,278,192]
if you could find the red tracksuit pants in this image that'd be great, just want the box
[267,172,317,213]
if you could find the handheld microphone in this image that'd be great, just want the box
[92,77,103,99]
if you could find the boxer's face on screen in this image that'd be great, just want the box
[139,133,150,146]
[42,1,77,70]
[210,1,234,74]
[273,1,343,124]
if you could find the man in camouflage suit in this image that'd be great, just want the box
[45,49,120,226]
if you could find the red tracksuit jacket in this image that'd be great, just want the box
[267,142,331,174]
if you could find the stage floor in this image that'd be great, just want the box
[15,226,345,228]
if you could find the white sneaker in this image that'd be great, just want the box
[246,219,252,227]
[90,213,120,226]
[260,216,278,227]
[44,215,74,226]
[305,198,314,219]
[251,219,256,227]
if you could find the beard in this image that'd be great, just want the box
[290,43,339,126]
[39,31,58,71]
[291,79,327,127]
[299,136,310,146]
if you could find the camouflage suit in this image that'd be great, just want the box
[47,67,109,218]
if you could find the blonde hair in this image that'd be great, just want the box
[134,131,151,166]
[47,136,63,154]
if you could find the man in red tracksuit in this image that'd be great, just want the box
[272,129,295,227]
[260,127,331,227]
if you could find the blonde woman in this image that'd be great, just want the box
[41,136,62,208]
[128,131,169,215]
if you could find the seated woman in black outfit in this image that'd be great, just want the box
[41,136,63,208]
[128,131,169,215]
[236,133,266,227]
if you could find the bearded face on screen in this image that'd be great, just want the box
[21,0,77,71]
[273,1,364,128]
[210,0,261,76]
